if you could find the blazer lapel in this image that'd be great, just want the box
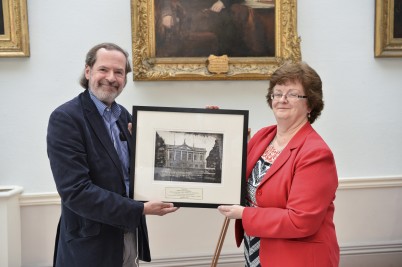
[246,129,277,179]
[80,91,124,178]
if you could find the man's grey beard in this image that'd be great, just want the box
[90,86,122,106]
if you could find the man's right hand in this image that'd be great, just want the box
[143,200,179,216]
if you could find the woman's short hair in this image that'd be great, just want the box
[79,43,132,89]
[266,61,324,124]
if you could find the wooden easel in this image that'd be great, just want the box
[211,128,249,266]
[211,217,230,267]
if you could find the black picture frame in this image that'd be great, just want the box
[131,106,248,208]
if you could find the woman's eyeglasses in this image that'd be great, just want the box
[270,93,307,101]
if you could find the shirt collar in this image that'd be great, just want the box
[88,89,121,120]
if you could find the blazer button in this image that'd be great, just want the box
[257,190,262,196]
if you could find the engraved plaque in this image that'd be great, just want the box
[207,55,229,74]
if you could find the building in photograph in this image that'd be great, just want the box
[165,141,207,169]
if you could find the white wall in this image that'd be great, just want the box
[0,0,402,266]
[0,0,401,192]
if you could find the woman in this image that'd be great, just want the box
[218,62,339,267]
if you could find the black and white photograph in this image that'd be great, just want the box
[154,130,224,183]
[132,106,248,208]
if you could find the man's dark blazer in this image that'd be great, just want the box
[47,90,151,267]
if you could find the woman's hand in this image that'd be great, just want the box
[206,105,219,109]
[218,205,244,219]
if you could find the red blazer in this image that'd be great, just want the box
[235,123,339,267]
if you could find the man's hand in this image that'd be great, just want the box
[128,123,132,135]
[218,205,244,219]
[143,200,179,216]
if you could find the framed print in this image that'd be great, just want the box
[131,106,248,208]
[131,0,301,80]
[375,0,402,57]
[0,0,29,57]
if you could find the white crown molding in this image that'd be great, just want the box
[340,241,402,255]
[338,176,402,189]
[19,192,60,206]
[18,176,402,206]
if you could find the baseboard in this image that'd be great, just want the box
[139,242,402,267]
[139,252,244,267]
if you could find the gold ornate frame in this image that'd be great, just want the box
[375,0,402,57]
[0,0,29,57]
[131,0,300,81]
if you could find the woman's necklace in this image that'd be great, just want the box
[261,137,282,163]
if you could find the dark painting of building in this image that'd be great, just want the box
[154,130,223,183]
[154,0,275,57]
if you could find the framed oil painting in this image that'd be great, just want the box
[0,0,29,57]
[375,0,402,57]
[131,0,301,80]
[131,106,248,208]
